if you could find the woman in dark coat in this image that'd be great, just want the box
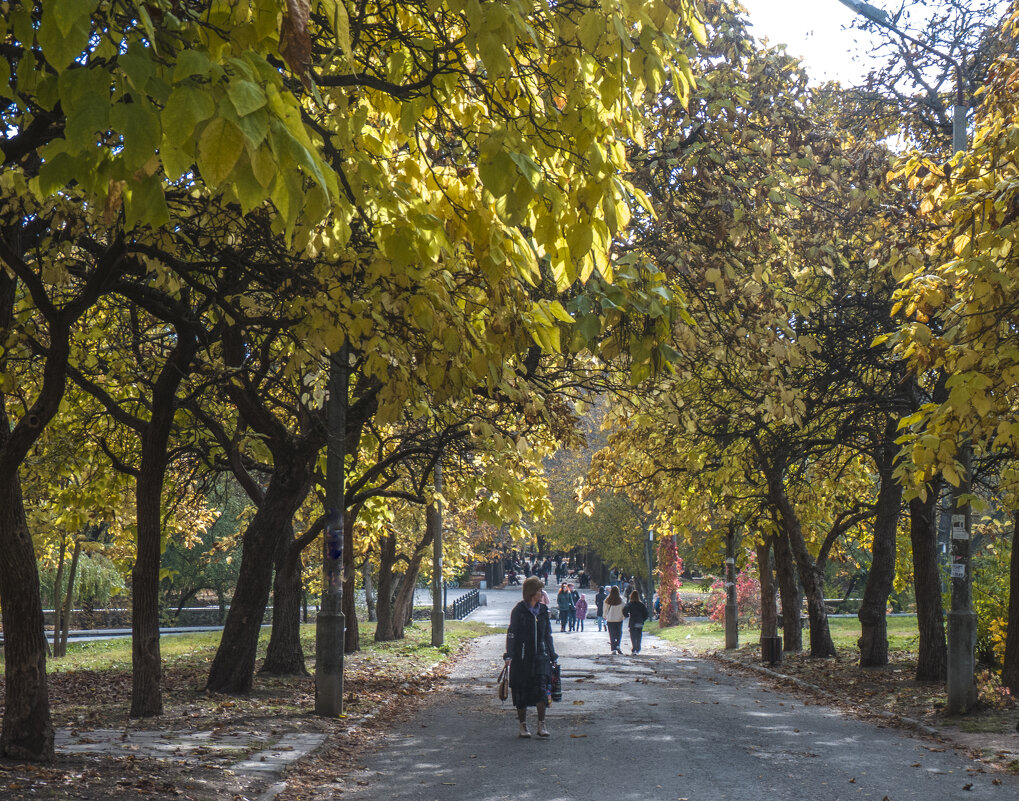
[623,590,650,654]
[504,576,558,738]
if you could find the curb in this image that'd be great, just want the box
[710,651,944,739]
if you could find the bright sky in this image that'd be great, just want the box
[738,0,885,84]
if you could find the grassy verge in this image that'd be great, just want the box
[0,619,496,730]
[646,615,921,654]
[23,619,496,675]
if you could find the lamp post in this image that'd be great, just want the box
[838,0,974,713]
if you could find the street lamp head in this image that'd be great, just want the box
[837,0,891,26]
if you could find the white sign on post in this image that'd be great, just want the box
[951,514,968,540]
[950,564,966,578]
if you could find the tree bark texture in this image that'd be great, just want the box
[131,332,197,717]
[1001,509,1019,695]
[56,539,82,658]
[909,491,947,681]
[261,524,308,676]
[773,528,802,652]
[757,537,778,639]
[343,508,359,654]
[206,453,314,694]
[364,561,376,623]
[374,534,398,641]
[858,424,903,668]
[51,537,66,657]
[767,469,835,657]
[0,476,55,762]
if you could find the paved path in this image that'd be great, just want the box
[336,611,1019,801]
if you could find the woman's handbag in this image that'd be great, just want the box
[497,664,509,701]
[550,663,562,702]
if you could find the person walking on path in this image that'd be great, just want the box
[623,590,650,654]
[574,594,588,632]
[504,576,558,739]
[567,583,579,632]
[603,586,625,654]
[556,583,574,633]
[595,586,607,632]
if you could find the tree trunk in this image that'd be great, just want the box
[858,424,903,668]
[131,333,197,717]
[1000,509,1019,695]
[0,476,55,762]
[773,527,802,652]
[910,489,947,681]
[51,537,66,657]
[385,526,435,641]
[343,508,359,654]
[757,537,778,639]
[207,458,313,694]
[374,534,398,642]
[261,524,308,676]
[767,468,835,658]
[56,539,82,658]
[364,561,376,623]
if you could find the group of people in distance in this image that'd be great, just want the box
[503,576,652,738]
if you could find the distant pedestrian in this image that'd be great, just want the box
[604,586,625,654]
[556,583,574,633]
[623,591,650,654]
[567,583,579,631]
[504,577,557,738]
[575,594,588,631]
[653,592,661,620]
[595,586,607,631]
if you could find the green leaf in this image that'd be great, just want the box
[174,50,213,81]
[197,117,245,187]
[162,85,216,145]
[478,150,517,198]
[508,152,541,189]
[38,0,93,71]
[123,175,169,230]
[226,79,268,117]
[110,100,161,168]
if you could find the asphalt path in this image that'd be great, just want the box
[337,587,1019,801]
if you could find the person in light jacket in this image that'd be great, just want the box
[603,585,625,654]
[623,590,650,654]
[504,576,558,738]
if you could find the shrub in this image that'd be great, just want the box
[704,551,761,628]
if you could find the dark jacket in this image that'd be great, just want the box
[556,590,575,612]
[595,588,607,616]
[504,601,557,687]
[623,600,650,628]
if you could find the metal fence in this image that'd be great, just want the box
[447,588,480,620]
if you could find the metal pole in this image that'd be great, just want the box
[724,530,738,650]
[316,344,348,716]
[431,460,444,647]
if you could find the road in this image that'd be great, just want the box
[335,587,1018,801]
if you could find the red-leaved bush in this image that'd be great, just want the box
[704,551,761,627]
[656,536,683,627]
